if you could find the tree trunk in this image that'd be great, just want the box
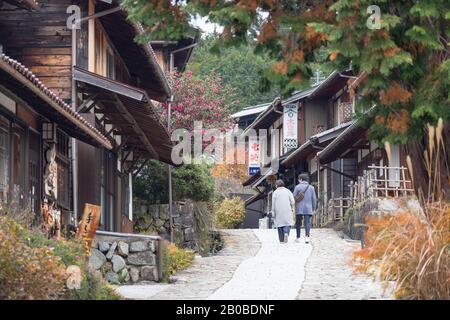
[405,123,450,202]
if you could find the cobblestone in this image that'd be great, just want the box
[296,229,393,300]
[116,228,393,300]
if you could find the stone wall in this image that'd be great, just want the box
[89,233,161,285]
[134,200,199,250]
[343,197,422,240]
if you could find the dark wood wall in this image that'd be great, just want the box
[0,0,81,101]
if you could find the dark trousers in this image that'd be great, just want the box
[296,214,311,238]
[277,226,291,242]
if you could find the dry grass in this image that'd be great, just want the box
[354,119,449,299]
[353,203,449,299]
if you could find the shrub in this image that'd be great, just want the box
[162,241,195,282]
[0,214,121,300]
[214,197,246,229]
[0,216,68,299]
[353,202,449,299]
[66,269,121,300]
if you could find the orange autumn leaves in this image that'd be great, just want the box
[375,82,413,134]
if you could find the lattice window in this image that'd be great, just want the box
[339,102,353,124]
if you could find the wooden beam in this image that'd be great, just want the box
[77,94,97,113]
[320,164,356,180]
[73,67,145,101]
[133,159,149,178]
[113,94,159,159]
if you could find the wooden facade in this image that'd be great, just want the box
[0,0,187,233]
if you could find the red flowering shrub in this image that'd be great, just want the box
[160,70,236,133]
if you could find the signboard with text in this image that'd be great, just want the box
[283,104,298,153]
[76,203,101,253]
[248,136,260,176]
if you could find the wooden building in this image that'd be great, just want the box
[0,0,182,233]
[241,71,365,222]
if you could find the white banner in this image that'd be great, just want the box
[283,104,298,153]
[248,136,260,175]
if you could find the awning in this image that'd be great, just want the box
[317,108,375,164]
[0,54,112,149]
[231,102,272,119]
[245,191,266,206]
[243,98,282,135]
[282,121,352,167]
[73,67,175,166]
[96,1,171,102]
[150,31,200,73]
[243,170,261,187]
[251,168,273,188]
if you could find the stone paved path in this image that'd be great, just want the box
[116,228,393,300]
[296,229,393,300]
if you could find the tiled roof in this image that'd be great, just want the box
[0,54,112,149]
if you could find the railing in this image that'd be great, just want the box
[315,165,414,228]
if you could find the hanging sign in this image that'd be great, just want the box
[283,104,298,153]
[76,203,101,253]
[248,136,260,176]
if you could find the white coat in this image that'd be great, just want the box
[271,186,295,228]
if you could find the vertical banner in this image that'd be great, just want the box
[76,203,101,253]
[248,136,260,176]
[283,104,298,153]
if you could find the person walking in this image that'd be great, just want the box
[293,173,317,244]
[271,179,295,243]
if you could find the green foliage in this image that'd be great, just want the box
[0,216,68,300]
[189,35,280,112]
[0,214,120,300]
[214,196,246,229]
[162,241,195,282]
[122,0,450,145]
[134,160,215,204]
[66,270,121,300]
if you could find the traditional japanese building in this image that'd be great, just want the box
[0,0,185,233]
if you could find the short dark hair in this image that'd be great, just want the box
[275,179,285,188]
[298,173,309,182]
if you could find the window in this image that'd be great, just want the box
[11,124,26,198]
[0,115,10,202]
[100,150,116,231]
[56,130,70,209]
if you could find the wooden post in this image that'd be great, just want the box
[156,238,165,282]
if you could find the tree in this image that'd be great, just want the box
[134,160,215,204]
[122,0,450,199]
[189,34,280,112]
[159,70,235,133]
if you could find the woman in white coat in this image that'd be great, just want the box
[271,179,295,243]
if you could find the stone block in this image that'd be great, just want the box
[89,248,106,270]
[98,241,111,253]
[117,241,129,257]
[128,251,156,266]
[112,254,126,273]
[140,266,158,281]
[129,267,140,283]
[106,241,118,260]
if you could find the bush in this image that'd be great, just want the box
[66,269,121,300]
[0,214,121,300]
[162,241,195,282]
[353,202,449,299]
[0,216,68,299]
[214,197,246,229]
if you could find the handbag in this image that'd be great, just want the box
[295,185,310,203]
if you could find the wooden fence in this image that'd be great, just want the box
[314,165,414,227]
